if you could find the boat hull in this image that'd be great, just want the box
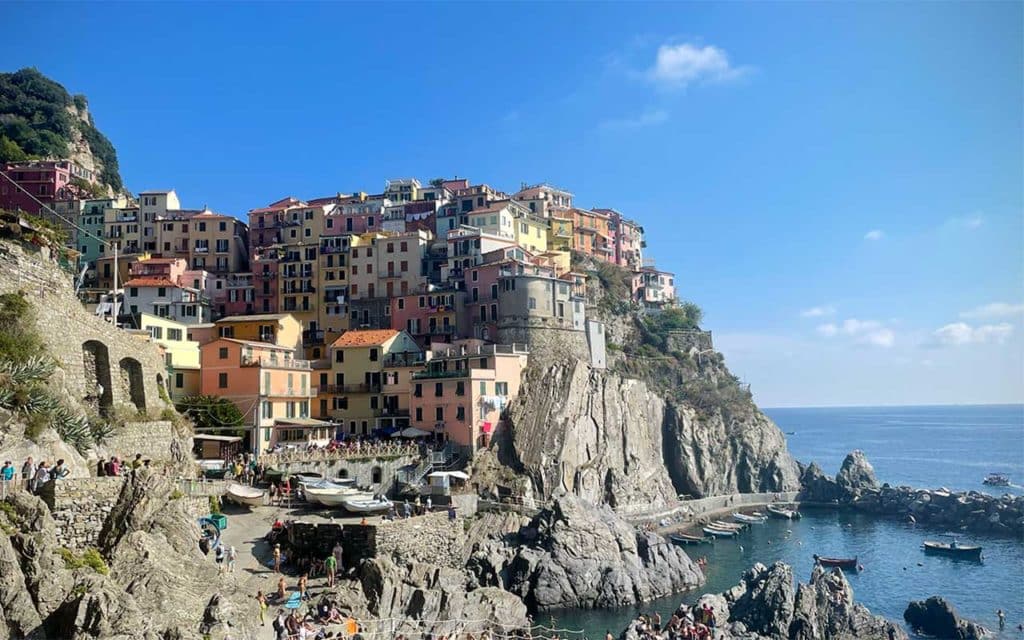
[703,527,737,538]
[733,513,767,524]
[224,484,265,508]
[767,505,800,519]
[343,499,392,514]
[814,555,858,570]
[670,533,711,546]
[922,542,983,560]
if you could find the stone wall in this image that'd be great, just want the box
[496,321,590,366]
[0,240,171,424]
[95,420,189,465]
[50,477,123,550]
[266,455,419,495]
[666,330,714,353]
[374,511,466,569]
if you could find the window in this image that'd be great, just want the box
[472,287,479,302]
[218,347,229,359]
[351,265,358,275]
[387,243,394,253]
[400,260,408,272]
[435,406,444,421]
[435,382,443,397]
[218,372,228,388]
[366,263,373,274]
[149,326,163,339]
[219,221,227,231]
[415,407,423,421]
[456,381,465,396]
[174,372,183,388]
[370,396,378,410]
[335,349,344,363]
[198,222,206,232]
[496,382,509,395]
[456,406,465,421]
[479,381,487,395]
[397,298,405,310]
[400,241,407,251]
[216,239,229,252]
[129,287,139,297]
[528,297,537,310]
[491,284,498,300]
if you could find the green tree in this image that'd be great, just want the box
[176,395,246,434]
[0,136,27,163]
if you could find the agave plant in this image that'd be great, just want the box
[0,355,55,385]
[51,404,93,454]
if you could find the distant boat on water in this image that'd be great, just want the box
[703,526,738,538]
[669,532,712,546]
[922,539,983,561]
[813,554,859,571]
[983,473,1010,487]
[767,504,802,520]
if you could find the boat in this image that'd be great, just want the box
[813,554,859,570]
[983,473,1010,487]
[669,532,712,546]
[263,468,285,484]
[342,496,393,514]
[293,471,324,485]
[767,505,801,520]
[224,483,266,508]
[703,526,737,539]
[922,540,983,560]
[315,489,374,507]
[304,484,365,506]
[733,512,768,525]
[710,520,746,531]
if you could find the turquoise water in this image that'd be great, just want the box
[553,405,1024,639]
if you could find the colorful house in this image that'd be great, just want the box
[213,313,302,353]
[139,313,201,400]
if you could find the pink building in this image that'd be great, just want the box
[248,197,304,250]
[252,249,280,314]
[633,266,676,307]
[217,272,255,318]
[408,341,528,452]
[0,160,96,215]
[594,208,644,271]
[389,290,459,345]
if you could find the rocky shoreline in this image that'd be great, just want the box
[799,451,1024,539]
[620,562,906,640]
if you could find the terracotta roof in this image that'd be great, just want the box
[123,277,178,288]
[331,329,398,348]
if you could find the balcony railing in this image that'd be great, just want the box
[319,383,381,394]
[383,353,426,367]
[302,329,325,346]
[324,291,346,303]
[241,356,311,370]
[194,246,209,253]
[282,285,316,294]
[412,368,471,380]
[264,387,317,398]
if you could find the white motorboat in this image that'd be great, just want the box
[224,483,265,508]
[733,512,768,525]
[343,497,393,514]
[315,489,374,507]
[304,484,364,506]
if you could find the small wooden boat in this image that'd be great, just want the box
[224,483,265,508]
[703,526,737,538]
[922,540,983,560]
[317,489,374,507]
[670,533,712,546]
[343,497,392,514]
[304,484,364,506]
[813,554,859,570]
[767,505,801,520]
[733,512,768,525]
[710,520,746,531]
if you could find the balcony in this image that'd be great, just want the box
[281,285,316,294]
[320,383,382,394]
[266,386,317,398]
[324,291,346,303]
[194,246,209,253]
[383,352,426,368]
[412,368,470,380]
[302,329,325,346]
[241,356,311,370]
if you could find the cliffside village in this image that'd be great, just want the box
[2,161,677,459]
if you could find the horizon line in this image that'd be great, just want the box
[762,402,1024,410]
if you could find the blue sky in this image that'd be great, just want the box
[3,2,1021,407]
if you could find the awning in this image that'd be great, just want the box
[193,434,242,443]
[399,427,431,438]
[274,418,332,428]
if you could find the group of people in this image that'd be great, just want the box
[96,453,150,477]
[0,457,70,495]
[626,603,717,640]
[266,598,359,640]
[261,437,422,465]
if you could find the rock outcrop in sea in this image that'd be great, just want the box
[800,451,1024,538]
[621,562,906,640]
[903,596,987,640]
[468,496,704,611]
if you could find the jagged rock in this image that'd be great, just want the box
[836,451,879,497]
[0,526,44,639]
[469,496,703,611]
[46,573,153,640]
[620,562,905,640]
[504,359,800,511]
[904,596,987,640]
[664,402,800,498]
[799,462,845,503]
[5,492,74,618]
[505,360,679,513]
[358,557,529,638]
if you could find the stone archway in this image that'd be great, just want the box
[371,466,383,485]
[118,357,146,412]
[82,340,113,415]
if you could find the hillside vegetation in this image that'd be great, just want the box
[0,67,122,191]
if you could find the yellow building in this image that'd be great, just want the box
[188,211,249,274]
[139,312,201,400]
[548,215,574,252]
[319,329,421,437]
[213,313,302,354]
[513,215,549,254]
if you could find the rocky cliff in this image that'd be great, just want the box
[467,497,704,611]
[622,562,906,640]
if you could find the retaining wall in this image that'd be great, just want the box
[266,455,419,495]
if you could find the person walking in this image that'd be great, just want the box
[226,545,237,572]
[425,496,432,512]
[255,590,268,626]
[21,457,35,492]
[297,573,308,601]
[325,551,337,587]
[272,543,282,573]
[1,461,13,497]
[51,459,69,481]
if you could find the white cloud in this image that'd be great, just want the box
[817,317,895,348]
[800,305,836,318]
[931,322,1013,347]
[816,323,838,337]
[943,213,984,230]
[959,302,1024,320]
[863,230,884,241]
[646,43,745,89]
[599,108,669,130]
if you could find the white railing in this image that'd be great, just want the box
[260,442,420,465]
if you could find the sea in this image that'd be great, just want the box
[553,404,1024,639]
